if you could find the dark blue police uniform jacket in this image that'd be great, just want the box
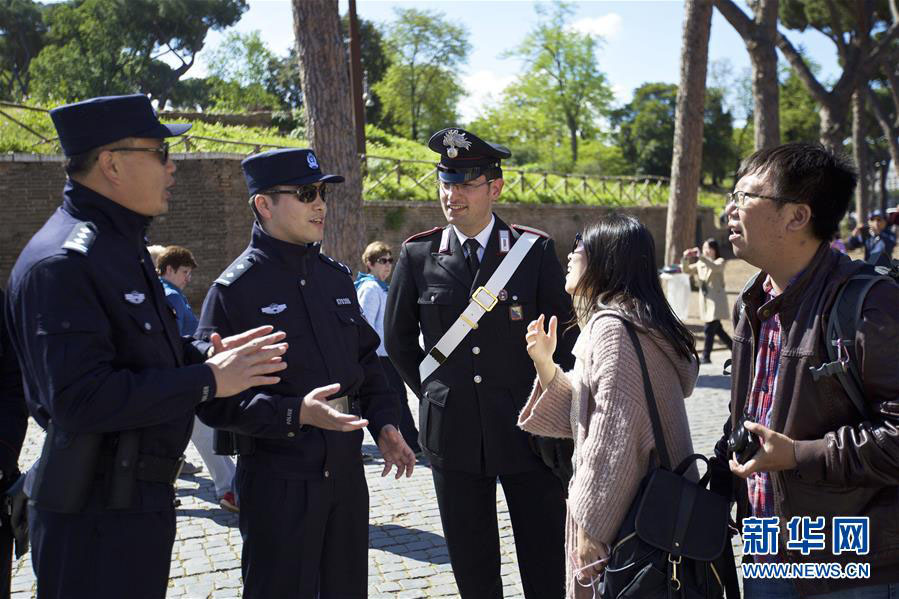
[195,223,396,478]
[0,288,27,490]
[4,180,215,511]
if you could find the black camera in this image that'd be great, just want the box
[727,413,761,465]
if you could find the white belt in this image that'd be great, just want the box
[418,231,540,382]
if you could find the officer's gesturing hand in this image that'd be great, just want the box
[299,383,369,431]
[377,424,415,479]
[207,324,276,357]
[206,331,288,398]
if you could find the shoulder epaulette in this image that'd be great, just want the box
[319,253,351,276]
[214,255,255,286]
[511,224,550,238]
[61,221,97,255]
[404,227,442,244]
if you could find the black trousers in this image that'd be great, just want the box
[0,522,11,599]
[379,356,421,452]
[237,463,369,599]
[702,319,733,360]
[29,505,175,599]
[431,464,566,599]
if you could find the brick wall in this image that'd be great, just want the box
[1,154,722,307]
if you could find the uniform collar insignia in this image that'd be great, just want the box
[260,303,287,315]
[443,129,471,159]
[124,291,145,304]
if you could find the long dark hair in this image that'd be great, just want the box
[571,214,696,362]
[703,237,720,260]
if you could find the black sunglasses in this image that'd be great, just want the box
[265,184,327,203]
[106,141,170,164]
[375,257,394,265]
[571,232,583,253]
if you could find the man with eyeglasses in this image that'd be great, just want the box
[713,143,899,598]
[194,148,415,598]
[384,128,577,598]
[4,94,289,598]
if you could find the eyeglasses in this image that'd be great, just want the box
[106,141,170,164]
[375,257,394,265]
[265,184,327,203]
[726,190,796,207]
[571,232,584,253]
[438,179,495,194]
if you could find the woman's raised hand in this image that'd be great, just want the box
[526,314,558,367]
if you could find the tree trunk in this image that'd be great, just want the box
[880,160,890,213]
[851,89,870,221]
[750,0,779,149]
[818,103,848,152]
[293,0,365,271]
[666,0,712,265]
[713,0,780,150]
[864,86,899,196]
[568,113,578,163]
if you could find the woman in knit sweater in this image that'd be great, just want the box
[518,215,699,599]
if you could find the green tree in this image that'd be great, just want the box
[0,0,47,100]
[373,8,469,141]
[504,2,613,163]
[779,65,819,143]
[204,30,282,111]
[612,82,737,180]
[29,0,247,106]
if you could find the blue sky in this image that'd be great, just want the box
[190,0,841,123]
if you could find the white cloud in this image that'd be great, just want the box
[457,70,516,123]
[569,13,623,39]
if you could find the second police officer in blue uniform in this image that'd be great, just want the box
[3,94,288,599]
[195,148,416,599]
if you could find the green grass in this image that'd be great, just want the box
[1,103,717,209]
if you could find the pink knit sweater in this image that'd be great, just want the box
[518,310,698,599]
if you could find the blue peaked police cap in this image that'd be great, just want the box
[427,127,511,183]
[50,94,191,157]
[241,148,345,197]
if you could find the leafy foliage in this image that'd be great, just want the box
[373,8,469,141]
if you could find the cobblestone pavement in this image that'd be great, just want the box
[9,348,736,599]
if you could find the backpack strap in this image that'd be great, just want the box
[810,271,889,420]
[608,314,673,470]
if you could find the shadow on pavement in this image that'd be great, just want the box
[696,374,731,390]
[175,506,239,527]
[369,523,450,564]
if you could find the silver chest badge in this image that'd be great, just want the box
[261,303,287,315]
[443,129,471,159]
[124,291,145,304]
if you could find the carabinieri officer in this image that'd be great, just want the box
[384,128,577,598]
[3,94,287,599]
[195,148,416,599]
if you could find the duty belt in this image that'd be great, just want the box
[97,454,185,485]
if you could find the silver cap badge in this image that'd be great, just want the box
[443,129,471,159]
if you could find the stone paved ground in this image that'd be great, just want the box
[10,262,751,599]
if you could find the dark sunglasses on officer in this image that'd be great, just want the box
[262,184,328,203]
[106,141,170,164]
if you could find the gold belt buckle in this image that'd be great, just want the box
[471,286,498,312]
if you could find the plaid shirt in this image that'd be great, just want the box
[746,276,782,522]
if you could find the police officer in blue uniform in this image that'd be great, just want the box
[3,94,289,599]
[195,148,416,599]
[384,128,577,598]
[0,288,27,599]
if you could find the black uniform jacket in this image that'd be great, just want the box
[4,180,215,511]
[195,223,397,480]
[384,214,576,475]
[0,288,27,491]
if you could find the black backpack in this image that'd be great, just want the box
[808,253,899,417]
